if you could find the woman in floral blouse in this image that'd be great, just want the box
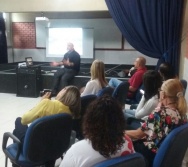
[126,79,187,166]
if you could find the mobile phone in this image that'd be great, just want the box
[40,89,52,97]
[140,89,145,95]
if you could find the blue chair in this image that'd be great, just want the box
[72,94,97,140]
[92,153,146,167]
[153,123,188,167]
[96,87,114,97]
[112,81,130,107]
[2,113,72,167]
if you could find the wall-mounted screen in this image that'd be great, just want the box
[46,28,94,59]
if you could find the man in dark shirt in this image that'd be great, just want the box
[51,43,80,95]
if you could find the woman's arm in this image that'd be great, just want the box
[135,95,145,112]
[125,128,146,140]
[135,95,158,119]
[21,99,49,125]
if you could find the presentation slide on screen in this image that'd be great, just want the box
[46,28,94,58]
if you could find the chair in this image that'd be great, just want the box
[72,94,97,140]
[180,79,187,95]
[112,81,130,107]
[80,94,97,117]
[2,113,72,167]
[153,123,188,167]
[92,153,146,167]
[96,87,114,97]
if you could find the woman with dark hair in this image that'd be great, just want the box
[60,95,135,167]
[125,70,162,120]
[158,62,176,81]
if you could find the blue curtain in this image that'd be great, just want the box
[0,13,8,64]
[105,0,184,74]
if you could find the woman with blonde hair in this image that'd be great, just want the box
[13,85,81,143]
[126,79,187,166]
[81,59,108,96]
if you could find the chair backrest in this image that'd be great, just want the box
[72,94,97,140]
[80,94,97,117]
[112,81,130,107]
[153,123,188,167]
[92,153,146,167]
[23,113,72,163]
[180,79,187,95]
[96,87,114,97]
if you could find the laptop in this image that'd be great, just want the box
[25,57,33,67]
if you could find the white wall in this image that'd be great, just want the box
[0,0,108,12]
[180,0,188,101]
[9,13,157,65]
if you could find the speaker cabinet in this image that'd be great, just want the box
[17,66,41,97]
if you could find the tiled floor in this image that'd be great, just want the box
[0,93,41,166]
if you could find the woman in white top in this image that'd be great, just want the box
[60,96,135,167]
[81,59,108,96]
[125,70,162,121]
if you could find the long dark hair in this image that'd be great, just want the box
[143,70,162,101]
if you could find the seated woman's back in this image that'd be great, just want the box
[81,59,108,96]
[125,70,162,120]
[60,96,135,167]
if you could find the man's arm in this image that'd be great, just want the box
[129,86,137,92]
[50,61,64,66]
[65,58,74,66]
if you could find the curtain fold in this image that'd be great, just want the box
[105,0,184,74]
[0,13,8,64]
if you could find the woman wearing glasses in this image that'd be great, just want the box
[126,79,187,167]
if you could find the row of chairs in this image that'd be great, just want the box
[72,82,130,140]
[2,83,130,166]
[3,79,187,167]
[3,116,188,167]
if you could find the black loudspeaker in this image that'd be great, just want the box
[17,66,41,97]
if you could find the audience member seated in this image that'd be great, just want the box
[109,56,147,98]
[125,79,187,167]
[60,95,135,167]
[158,62,176,81]
[125,70,162,123]
[13,86,81,144]
[81,59,108,96]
